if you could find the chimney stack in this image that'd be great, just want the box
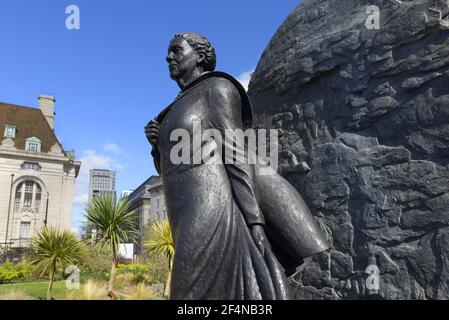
[38,94,56,130]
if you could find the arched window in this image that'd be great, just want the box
[13,181,42,213]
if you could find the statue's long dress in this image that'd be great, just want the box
[154,75,291,299]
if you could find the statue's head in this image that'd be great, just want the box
[166,32,216,82]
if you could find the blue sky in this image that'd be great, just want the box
[0,0,300,232]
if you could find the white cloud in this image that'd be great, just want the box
[103,143,120,154]
[73,193,88,206]
[237,69,255,91]
[73,148,124,206]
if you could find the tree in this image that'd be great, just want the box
[28,227,85,300]
[85,193,138,296]
[145,220,174,298]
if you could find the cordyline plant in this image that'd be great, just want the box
[145,220,174,298]
[84,193,138,296]
[28,227,85,300]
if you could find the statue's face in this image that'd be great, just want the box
[166,37,200,81]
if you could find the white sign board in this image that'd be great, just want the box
[118,243,134,261]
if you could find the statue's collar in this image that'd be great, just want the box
[180,71,214,94]
[169,72,214,104]
[155,71,254,129]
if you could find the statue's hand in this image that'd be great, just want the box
[145,119,160,149]
[251,224,268,256]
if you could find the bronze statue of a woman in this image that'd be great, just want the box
[146,32,330,300]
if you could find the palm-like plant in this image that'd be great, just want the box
[28,227,85,300]
[145,220,174,298]
[85,193,138,295]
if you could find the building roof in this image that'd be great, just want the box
[139,175,161,190]
[0,102,61,152]
[128,175,162,203]
[91,169,117,173]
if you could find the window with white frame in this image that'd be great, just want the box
[21,162,41,171]
[20,222,31,239]
[13,181,42,213]
[28,142,39,152]
[35,185,42,212]
[24,181,33,208]
[4,125,16,138]
[25,137,41,153]
[14,192,21,213]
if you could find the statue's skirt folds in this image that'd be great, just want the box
[255,168,331,273]
[163,164,292,300]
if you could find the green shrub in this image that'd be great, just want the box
[116,263,163,285]
[130,273,146,285]
[117,264,147,284]
[117,263,149,275]
[79,244,111,282]
[0,262,33,284]
[137,251,169,285]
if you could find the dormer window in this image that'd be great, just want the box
[4,125,16,138]
[25,137,41,153]
[28,143,39,152]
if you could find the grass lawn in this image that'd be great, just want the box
[0,280,162,300]
[0,281,83,300]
